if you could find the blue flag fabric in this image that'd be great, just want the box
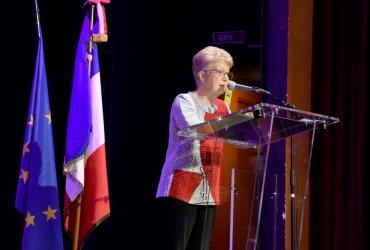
[64,11,92,165]
[15,30,64,250]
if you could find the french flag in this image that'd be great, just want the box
[63,1,110,249]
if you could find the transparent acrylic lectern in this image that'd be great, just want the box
[177,102,339,250]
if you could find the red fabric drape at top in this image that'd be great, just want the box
[311,0,368,249]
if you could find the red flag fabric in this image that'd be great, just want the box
[63,3,110,249]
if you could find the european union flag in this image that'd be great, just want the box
[15,30,64,250]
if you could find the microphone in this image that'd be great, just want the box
[227,81,270,94]
[227,81,297,108]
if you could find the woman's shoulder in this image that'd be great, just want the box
[174,92,193,103]
[172,92,195,108]
[175,92,191,98]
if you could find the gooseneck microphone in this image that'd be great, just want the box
[227,81,299,109]
[227,81,271,95]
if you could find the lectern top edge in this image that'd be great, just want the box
[177,102,340,148]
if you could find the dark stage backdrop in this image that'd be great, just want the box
[1,0,367,249]
[311,0,368,249]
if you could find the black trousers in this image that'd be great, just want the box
[156,197,216,250]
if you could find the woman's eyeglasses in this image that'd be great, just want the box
[204,69,233,80]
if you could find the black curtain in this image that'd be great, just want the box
[311,0,368,249]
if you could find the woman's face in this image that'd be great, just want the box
[201,61,232,97]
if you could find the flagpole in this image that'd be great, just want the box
[34,0,41,38]
[71,4,96,250]
[87,4,95,75]
[72,195,82,250]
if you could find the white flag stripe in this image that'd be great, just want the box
[86,72,105,158]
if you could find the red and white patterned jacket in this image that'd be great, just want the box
[156,92,231,205]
